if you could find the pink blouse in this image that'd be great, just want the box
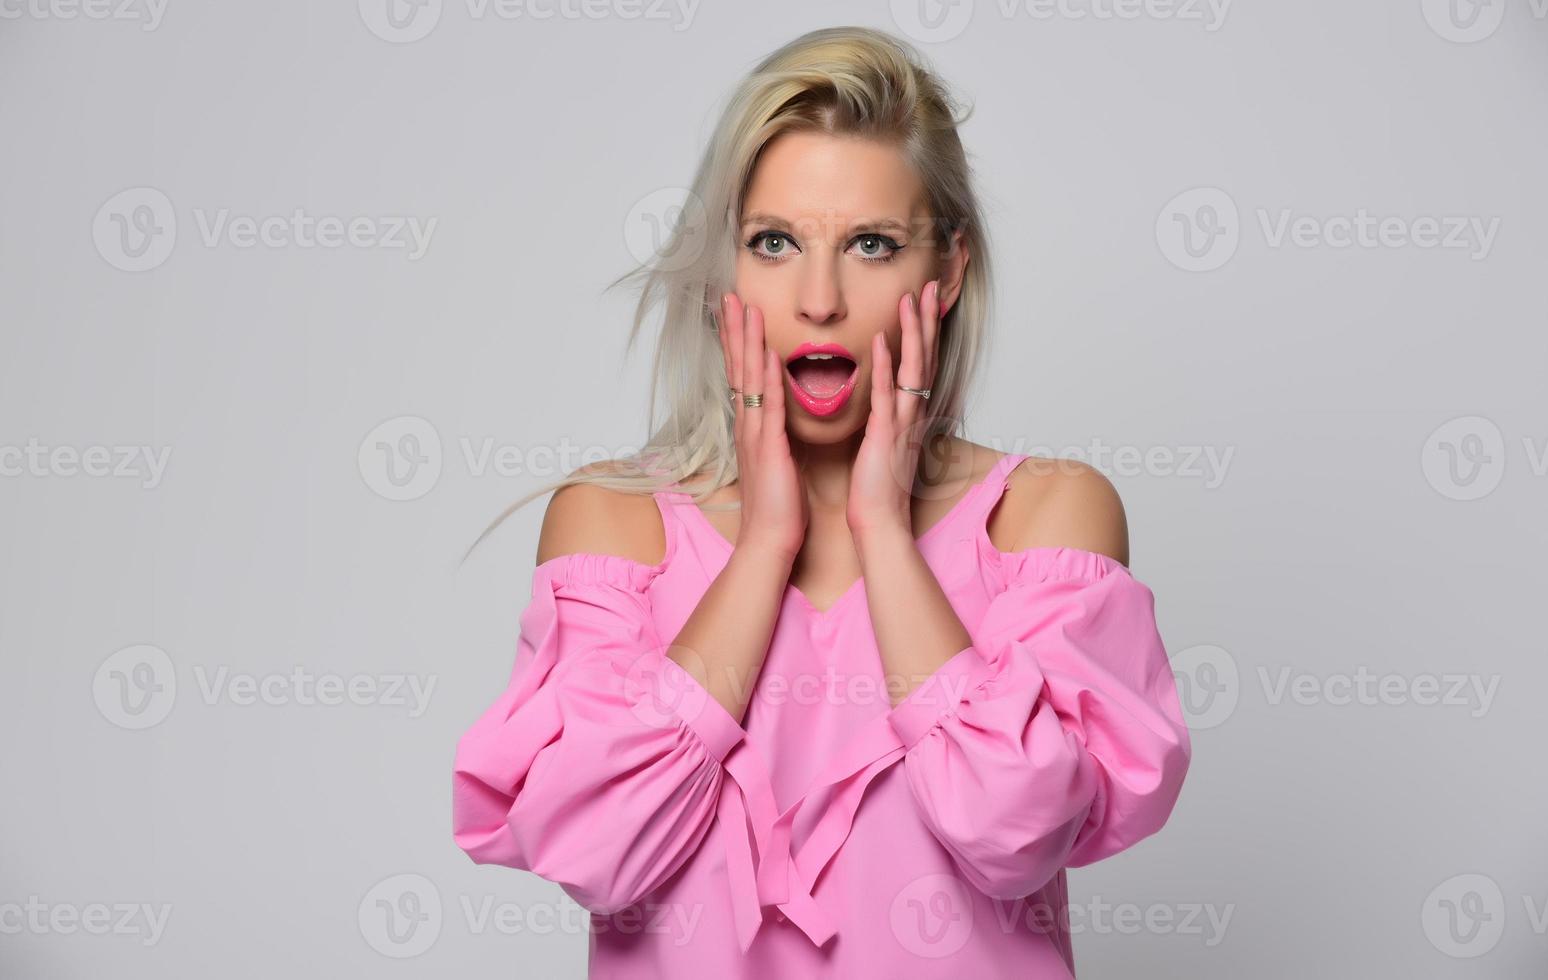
[451,452,1192,978]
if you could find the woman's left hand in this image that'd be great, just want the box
[847,279,944,544]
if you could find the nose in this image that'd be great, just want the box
[796,258,844,328]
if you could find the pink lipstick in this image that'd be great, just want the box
[784,341,859,417]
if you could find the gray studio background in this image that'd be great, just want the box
[2,1,1545,977]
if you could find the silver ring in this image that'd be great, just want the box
[898,384,931,400]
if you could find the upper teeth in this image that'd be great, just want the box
[804,353,837,360]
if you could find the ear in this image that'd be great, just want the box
[938,228,969,317]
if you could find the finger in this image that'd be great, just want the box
[724,292,745,436]
[922,279,942,389]
[763,345,790,456]
[743,303,765,444]
[716,292,735,396]
[869,329,893,438]
[896,288,924,429]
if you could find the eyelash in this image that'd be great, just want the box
[742,231,905,265]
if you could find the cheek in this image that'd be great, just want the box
[863,328,902,373]
[730,261,778,328]
[732,252,773,299]
[854,286,904,347]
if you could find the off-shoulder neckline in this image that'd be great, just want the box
[531,452,1135,592]
[665,451,1024,619]
[531,491,683,589]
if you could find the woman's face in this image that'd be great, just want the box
[734,131,966,445]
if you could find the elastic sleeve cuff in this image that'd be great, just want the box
[646,653,748,762]
[886,644,996,750]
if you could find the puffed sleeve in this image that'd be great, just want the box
[451,552,746,914]
[884,547,1191,900]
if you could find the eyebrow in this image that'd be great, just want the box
[740,211,915,238]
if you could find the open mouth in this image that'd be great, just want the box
[785,345,858,399]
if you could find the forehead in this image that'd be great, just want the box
[741,131,927,229]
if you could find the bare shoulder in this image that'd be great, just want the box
[1001,453,1130,566]
[534,460,668,567]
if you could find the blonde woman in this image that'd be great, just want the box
[452,25,1191,978]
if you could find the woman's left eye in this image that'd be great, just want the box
[849,234,903,263]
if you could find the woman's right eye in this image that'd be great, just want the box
[745,231,795,263]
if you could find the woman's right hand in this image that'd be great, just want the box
[717,292,807,565]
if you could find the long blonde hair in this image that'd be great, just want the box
[465,25,995,561]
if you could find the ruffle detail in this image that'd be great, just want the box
[536,549,669,596]
[982,540,1132,589]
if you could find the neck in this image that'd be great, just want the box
[788,431,865,510]
[785,432,955,510]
